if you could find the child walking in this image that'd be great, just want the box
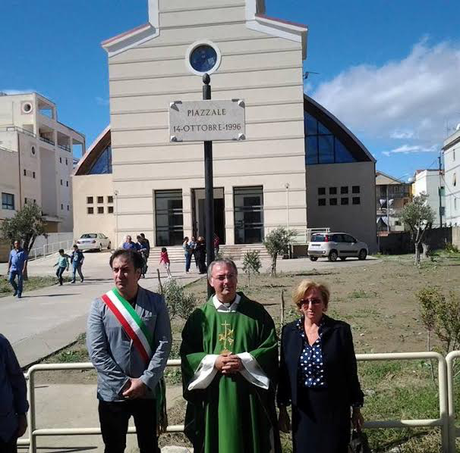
[54,249,70,285]
[159,247,172,278]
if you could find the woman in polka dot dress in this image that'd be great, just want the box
[277,280,364,453]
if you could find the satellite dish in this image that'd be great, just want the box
[456,123,460,131]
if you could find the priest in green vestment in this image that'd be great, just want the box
[180,258,281,453]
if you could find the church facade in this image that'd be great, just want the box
[73,0,377,250]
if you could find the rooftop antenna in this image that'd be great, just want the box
[303,71,320,80]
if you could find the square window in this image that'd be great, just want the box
[2,192,15,210]
[87,207,94,214]
[329,187,337,195]
[87,197,93,204]
[352,197,361,205]
[341,186,348,194]
[33,172,36,179]
[24,198,27,204]
[352,186,360,194]
[60,157,62,163]
[67,205,69,211]
[318,187,326,196]
[330,198,337,206]
[97,196,104,203]
[98,206,104,214]
[60,204,64,210]
[23,169,27,176]
[60,179,63,186]
[107,196,114,204]
[66,158,68,165]
[66,181,69,187]
[318,198,326,206]
[341,197,349,205]
[108,206,114,214]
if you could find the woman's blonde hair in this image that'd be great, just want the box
[292,280,330,309]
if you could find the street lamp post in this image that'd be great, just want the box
[114,190,119,248]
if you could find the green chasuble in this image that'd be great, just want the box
[180,293,281,453]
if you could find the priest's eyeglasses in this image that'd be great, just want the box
[215,273,236,281]
[299,298,322,306]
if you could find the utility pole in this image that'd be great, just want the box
[203,74,215,298]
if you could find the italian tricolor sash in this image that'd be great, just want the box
[101,288,153,363]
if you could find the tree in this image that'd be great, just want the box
[263,227,295,277]
[1,203,47,260]
[160,278,197,321]
[242,250,262,288]
[399,194,435,266]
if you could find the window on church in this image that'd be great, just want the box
[88,145,112,175]
[304,113,359,165]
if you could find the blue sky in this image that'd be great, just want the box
[2,0,460,181]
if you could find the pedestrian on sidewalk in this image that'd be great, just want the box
[87,248,172,453]
[183,237,192,273]
[71,244,85,283]
[159,247,172,279]
[53,249,70,286]
[0,334,29,453]
[7,240,28,299]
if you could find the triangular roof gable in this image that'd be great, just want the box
[74,126,111,176]
[102,0,307,59]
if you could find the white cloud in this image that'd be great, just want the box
[311,40,460,155]
[382,144,438,157]
[96,97,109,106]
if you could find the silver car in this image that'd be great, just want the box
[307,232,368,262]
[76,233,111,252]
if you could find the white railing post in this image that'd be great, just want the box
[446,351,460,452]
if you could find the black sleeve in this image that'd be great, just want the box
[343,324,364,407]
[277,325,292,407]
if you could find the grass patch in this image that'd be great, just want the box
[0,275,71,297]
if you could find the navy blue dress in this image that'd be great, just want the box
[278,315,363,453]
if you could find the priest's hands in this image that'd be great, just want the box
[122,378,147,399]
[215,353,243,375]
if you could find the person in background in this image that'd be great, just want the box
[7,240,28,299]
[195,236,207,274]
[54,249,70,286]
[71,244,85,284]
[278,280,364,453]
[139,234,150,257]
[159,247,172,279]
[214,233,220,257]
[0,334,29,453]
[183,237,192,273]
[122,235,138,251]
[188,236,197,269]
[137,236,149,278]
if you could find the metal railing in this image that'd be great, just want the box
[39,136,55,146]
[17,353,456,452]
[29,240,74,260]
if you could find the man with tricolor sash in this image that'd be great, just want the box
[180,258,282,453]
[87,249,171,453]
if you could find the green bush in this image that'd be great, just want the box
[161,279,197,321]
[242,250,262,287]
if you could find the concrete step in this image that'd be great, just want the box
[148,244,269,263]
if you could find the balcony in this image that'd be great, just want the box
[40,136,55,146]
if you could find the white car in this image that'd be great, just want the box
[307,232,368,262]
[76,233,111,252]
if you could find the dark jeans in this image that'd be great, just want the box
[56,266,66,285]
[98,399,159,453]
[185,253,192,272]
[72,263,84,282]
[0,435,17,453]
[8,270,23,296]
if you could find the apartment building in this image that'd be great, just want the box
[0,92,85,232]
[442,127,460,226]
[375,171,412,234]
[413,169,444,228]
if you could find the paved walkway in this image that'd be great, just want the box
[0,251,203,366]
